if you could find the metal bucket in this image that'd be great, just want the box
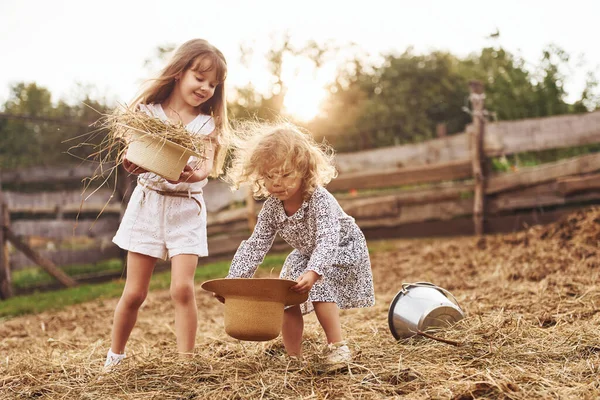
[388,282,465,340]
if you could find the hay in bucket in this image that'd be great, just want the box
[105,106,210,181]
[201,278,309,341]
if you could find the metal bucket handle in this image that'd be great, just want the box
[401,282,463,311]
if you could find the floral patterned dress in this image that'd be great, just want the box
[228,186,375,314]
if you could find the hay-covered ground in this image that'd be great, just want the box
[1,207,600,399]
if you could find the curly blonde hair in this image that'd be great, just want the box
[227,121,337,199]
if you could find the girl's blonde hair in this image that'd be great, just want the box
[227,121,337,199]
[131,39,230,177]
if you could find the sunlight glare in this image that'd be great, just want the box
[283,80,327,121]
[281,56,335,122]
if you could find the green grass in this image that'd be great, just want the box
[12,259,124,289]
[490,144,600,172]
[1,253,289,320]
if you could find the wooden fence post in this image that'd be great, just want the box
[0,194,13,299]
[469,80,486,236]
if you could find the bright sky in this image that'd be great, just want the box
[1,0,599,120]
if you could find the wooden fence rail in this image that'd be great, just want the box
[335,110,600,173]
[327,159,472,192]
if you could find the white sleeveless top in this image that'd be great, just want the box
[136,103,215,192]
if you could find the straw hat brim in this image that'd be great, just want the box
[201,278,308,306]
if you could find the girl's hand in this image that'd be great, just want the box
[123,158,148,174]
[166,165,197,184]
[292,270,320,294]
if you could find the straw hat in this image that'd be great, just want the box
[201,278,308,341]
[125,130,201,181]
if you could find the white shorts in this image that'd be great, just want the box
[113,185,208,260]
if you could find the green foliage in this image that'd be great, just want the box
[0,281,127,318]
[310,44,599,152]
[489,144,600,172]
[312,50,472,151]
[0,82,109,169]
[459,47,540,120]
[12,259,123,289]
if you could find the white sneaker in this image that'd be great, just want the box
[324,341,351,365]
[102,349,126,373]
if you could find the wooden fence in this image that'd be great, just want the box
[2,84,600,297]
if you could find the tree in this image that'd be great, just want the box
[458,47,538,121]
[1,83,55,168]
[311,44,598,152]
[312,50,471,151]
[533,44,571,117]
[0,82,108,169]
[572,71,600,112]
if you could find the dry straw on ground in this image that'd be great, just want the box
[1,207,599,399]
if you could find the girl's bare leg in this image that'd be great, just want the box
[170,254,199,354]
[313,302,343,344]
[110,252,157,354]
[282,305,304,356]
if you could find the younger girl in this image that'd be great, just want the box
[104,39,229,370]
[224,122,375,365]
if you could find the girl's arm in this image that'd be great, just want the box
[306,191,341,277]
[227,200,278,278]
